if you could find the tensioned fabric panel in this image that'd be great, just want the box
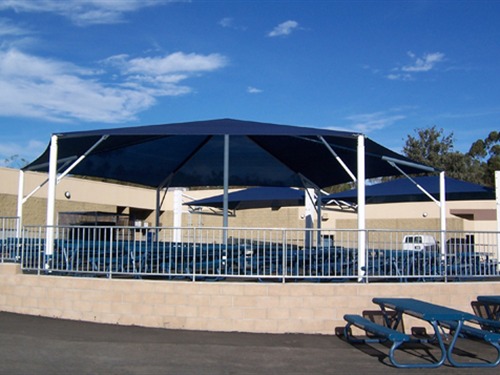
[24,118,435,189]
[186,187,305,210]
[323,176,495,204]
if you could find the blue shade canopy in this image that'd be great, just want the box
[186,187,305,210]
[323,176,495,204]
[24,118,434,189]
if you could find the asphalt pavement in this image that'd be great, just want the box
[0,311,499,374]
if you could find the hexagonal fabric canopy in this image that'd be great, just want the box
[24,118,434,189]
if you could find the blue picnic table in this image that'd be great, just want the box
[372,297,500,368]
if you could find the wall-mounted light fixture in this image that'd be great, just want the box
[64,191,71,199]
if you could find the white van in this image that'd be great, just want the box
[402,235,437,251]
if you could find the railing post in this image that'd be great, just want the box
[109,226,113,279]
[364,230,369,283]
[192,227,197,282]
[37,227,42,275]
[282,230,286,283]
[192,243,197,282]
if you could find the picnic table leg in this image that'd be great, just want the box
[354,310,447,368]
[427,321,448,367]
[445,320,500,368]
[389,319,446,368]
[379,306,404,331]
[380,308,447,367]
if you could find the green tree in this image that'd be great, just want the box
[468,131,500,187]
[402,126,486,185]
[402,126,454,168]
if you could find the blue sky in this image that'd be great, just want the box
[1,0,499,167]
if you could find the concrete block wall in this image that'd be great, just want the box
[1,264,500,334]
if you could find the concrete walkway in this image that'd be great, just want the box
[0,312,499,374]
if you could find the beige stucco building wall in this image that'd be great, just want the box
[1,167,171,226]
[1,167,497,232]
[327,200,497,232]
[0,167,304,229]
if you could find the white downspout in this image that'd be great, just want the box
[45,135,58,260]
[357,135,366,282]
[304,188,315,247]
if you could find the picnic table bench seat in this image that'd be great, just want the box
[344,314,410,343]
[344,314,420,368]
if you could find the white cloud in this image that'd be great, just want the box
[115,52,228,75]
[0,0,184,26]
[402,51,445,72]
[103,51,227,96]
[0,17,30,36]
[218,17,246,31]
[386,73,413,81]
[219,17,234,28]
[0,17,37,50]
[0,49,227,123]
[268,20,299,37]
[387,51,446,81]
[345,111,406,133]
[0,51,153,123]
[247,86,262,94]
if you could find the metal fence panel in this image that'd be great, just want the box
[0,217,20,262]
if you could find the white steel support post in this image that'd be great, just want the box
[223,134,229,228]
[223,135,229,243]
[439,171,446,258]
[357,135,366,282]
[45,135,58,259]
[495,171,500,270]
[316,189,322,246]
[16,170,24,238]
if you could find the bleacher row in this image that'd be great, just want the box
[0,237,21,262]
[19,238,356,280]
[6,237,499,282]
[364,248,500,281]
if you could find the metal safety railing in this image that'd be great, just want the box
[15,224,500,283]
[0,217,20,262]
